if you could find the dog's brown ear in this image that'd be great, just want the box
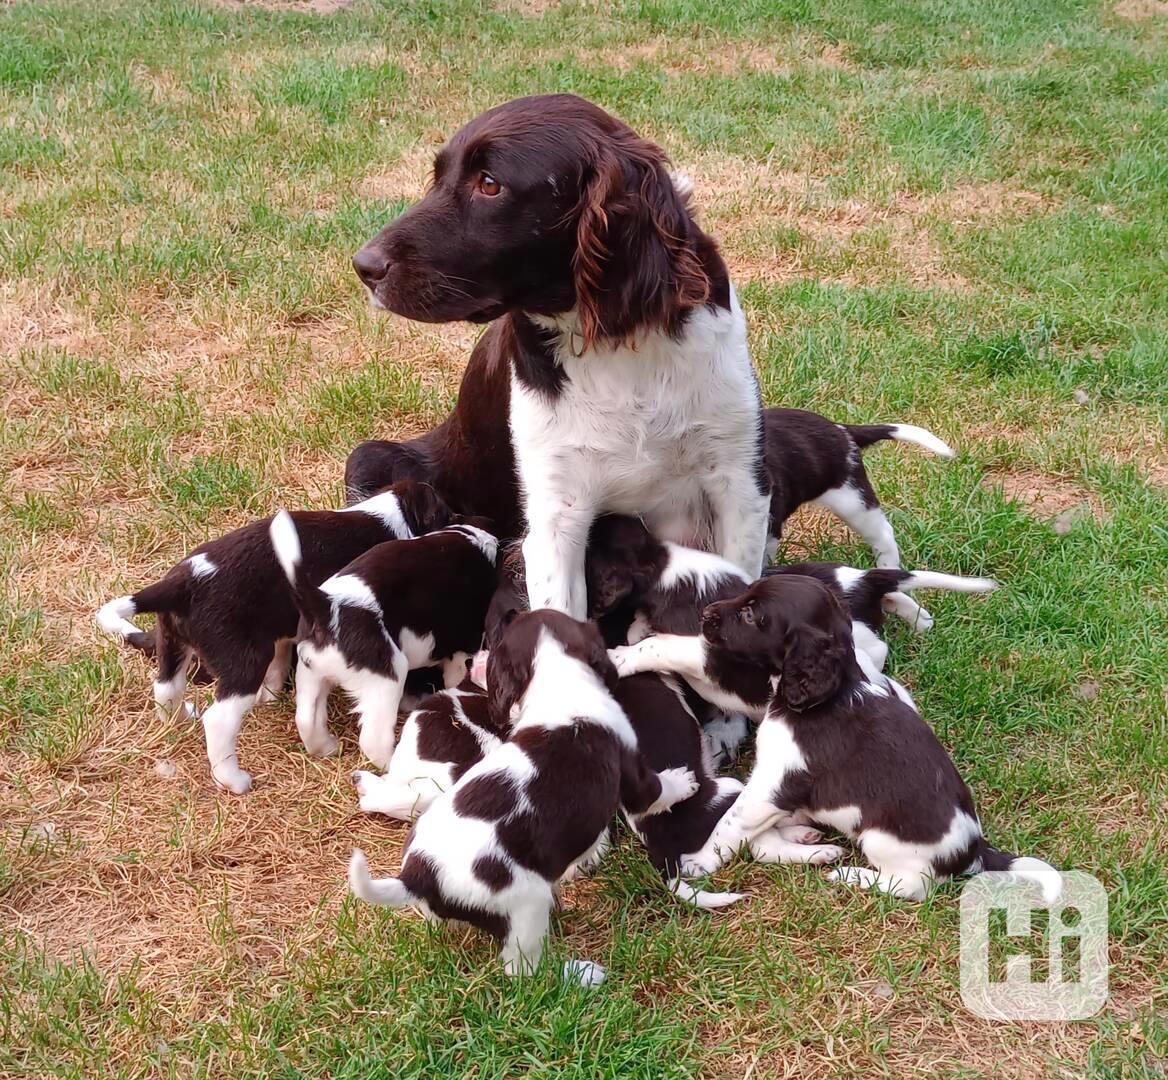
[486,632,534,727]
[778,626,848,712]
[573,142,710,350]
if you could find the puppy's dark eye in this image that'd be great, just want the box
[477,172,501,197]
[740,607,755,625]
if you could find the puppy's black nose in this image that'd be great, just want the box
[352,245,390,286]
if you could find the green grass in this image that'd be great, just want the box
[1,0,1167,1075]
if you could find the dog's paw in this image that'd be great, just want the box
[608,645,636,678]
[213,765,253,796]
[658,767,699,807]
[776,824,824,845]
[563,959,606,987]
[827,865,877,889]
[679,850,722,878]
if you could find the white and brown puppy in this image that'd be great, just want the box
[351,679,504,821]
[357,665,752,908]
[764,561,996,671]
[764,407,954,569]
[590,515,995,670]
[675,576,1061,901]
[271,515,498,772]
[96,481,453,794]
[349,610,698,981]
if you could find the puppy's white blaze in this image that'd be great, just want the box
[900,570,997,594]
[186,553,218,580]
[321,573,383,618]
[668,877,745,909]
[96,595,139,639]
[344,490,410,538]
[659,542,750,594]
[448,524,498,564]
[521,630,639,746]
[1005,856,1063,905]
[888,424,955,458]
[348,849,415,907]
[269,510,302,585]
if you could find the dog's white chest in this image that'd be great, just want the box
[510,298,758,533]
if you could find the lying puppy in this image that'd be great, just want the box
[764,407,954,569]
[348,610,698,980]
[677,575,1060,901]
[96,481,452,794]
[351,679,504,821]
[592,515,995,669]
[765,562,996,671]
[271,515,498,770]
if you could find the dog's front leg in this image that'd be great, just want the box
[609,634,709,681]
[521,502,594,618]
[710,478,770,577]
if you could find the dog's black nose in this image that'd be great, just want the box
[352,245,390,286]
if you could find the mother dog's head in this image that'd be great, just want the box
[353,94,725,349]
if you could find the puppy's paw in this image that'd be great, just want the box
[657,766,699,808]
[607,645,636,678]
[213,765,252,796]
[679,850,723,878]
[776,824,824,845]
[827,865,878,889]
[563,959,606,987]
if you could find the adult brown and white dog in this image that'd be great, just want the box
[345,93,770,617]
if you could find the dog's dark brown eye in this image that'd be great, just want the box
[477,172,501,196]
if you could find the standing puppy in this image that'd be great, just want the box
[349,610,698,980]
[764,407,954,568]
[272,517,498,769]
[96,482,452,794]
[679,576,1060,902]
[350,94,770,616]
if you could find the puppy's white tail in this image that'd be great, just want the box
[886,423,956,458]
[348,849,417,908]
[270,510,302,585]
[979,843,1062,905]
[96,596,141,640]
[270,511,332,633]
[899,571,998,595]
[669,876,745,910]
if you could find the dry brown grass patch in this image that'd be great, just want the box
[685,157,1052,289]
[212,0,357,12]
[984,468,1106,522]
[1114,0,1168,19]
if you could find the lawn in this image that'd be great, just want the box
[1,0,1166,1075]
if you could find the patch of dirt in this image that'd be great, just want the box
[1114,0,1168,19]
[983,469,1106,522]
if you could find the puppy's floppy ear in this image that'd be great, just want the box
[778,620,850,712]
[573,141,711,350]
[486,635,534,727]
